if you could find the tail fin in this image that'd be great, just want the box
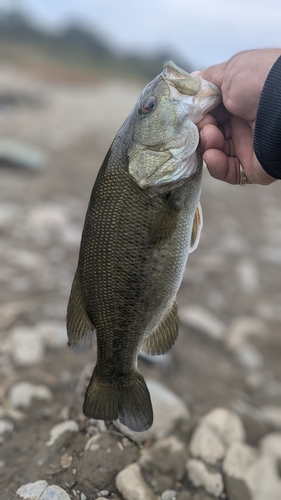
[83,369,153,432]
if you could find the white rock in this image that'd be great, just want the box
[189,425,226,464]
[0,419,14,434]
[180,305,226,340]
[46,420,79,446]
[11,327,45,365]
[186,459,223,497]
[17,480,48,498]
[190,408,245,465]
[80,495,87,500]
[36,321,67,349]
[9,382,52,408]
[161,491,177,500]
[260,433,281,459]
[116,463,157,500]
[246,456,281,500]
[116,380,190,443]
[260,406,281,429]
[225,316,266,352]
[223,442,258,500]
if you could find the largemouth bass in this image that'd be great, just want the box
[67,62,221,432]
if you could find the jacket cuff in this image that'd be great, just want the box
[254,55,281,179]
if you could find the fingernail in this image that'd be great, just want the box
[191,71,200,76]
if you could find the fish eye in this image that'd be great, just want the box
[139,96,157,115]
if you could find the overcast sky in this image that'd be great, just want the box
[1,0,281,69]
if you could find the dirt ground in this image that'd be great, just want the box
[0,65,281,500]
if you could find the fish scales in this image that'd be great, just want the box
[67,61,221,432]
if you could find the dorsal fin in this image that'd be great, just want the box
[141,300,178,355]
[189,203,203,253]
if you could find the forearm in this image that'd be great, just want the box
[254,56,281,179]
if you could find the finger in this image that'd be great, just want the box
[196,62,227,89]
[203,149,240,184]
[200,124,234,157]
[196,113,217,131]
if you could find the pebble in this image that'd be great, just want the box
[11,327,45,365]
[9,382,53,408]
[222,442,258,500]
[189,408,245,465]
[259,432,281,459]
[259,406,281,429]
[180,305,226,341]
[224,316,265,352]
[235,258,260,294]
[116,380,190,443]
[60,453,73,469]
[0,419,14,434]
[37,321,68,349]
[46,420,79,446]
[80,495,87,500]
[116,463,158,500]
[139,435,187,479]
[161,491,177,500]
[234,343,264,370]
[186,459,224,497]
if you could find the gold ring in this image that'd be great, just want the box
[239,163,248,186]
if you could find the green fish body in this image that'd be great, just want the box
[67,62,221,432]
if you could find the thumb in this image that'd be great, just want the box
[192,62,227,89]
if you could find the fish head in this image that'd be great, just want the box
[128,61,221,190]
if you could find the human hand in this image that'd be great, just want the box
[193,49,281,185]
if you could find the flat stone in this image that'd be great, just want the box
[139,435,187,479]
[186,459,224,497]
[222,442,258,500]
[190,408,245,465]
[116,463,158,500]
[180,305,226,341]
[225,317,265,352]
[116,380,190,443]
[11,327,45,365]
[9,382,52,408]
[46,420,79,446]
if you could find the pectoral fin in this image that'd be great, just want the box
[189,203,203,253]
[67,269,95,351]
[141,300,178,355]
[147,203,180,246]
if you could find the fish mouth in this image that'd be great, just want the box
[163,61,221,122]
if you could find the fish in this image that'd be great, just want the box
[67,62,221,432]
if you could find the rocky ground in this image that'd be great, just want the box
[0,65,281,500]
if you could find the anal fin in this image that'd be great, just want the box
[141,300,178,355]
[67,269,95,351]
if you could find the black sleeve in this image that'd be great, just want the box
[253,55,281,179]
